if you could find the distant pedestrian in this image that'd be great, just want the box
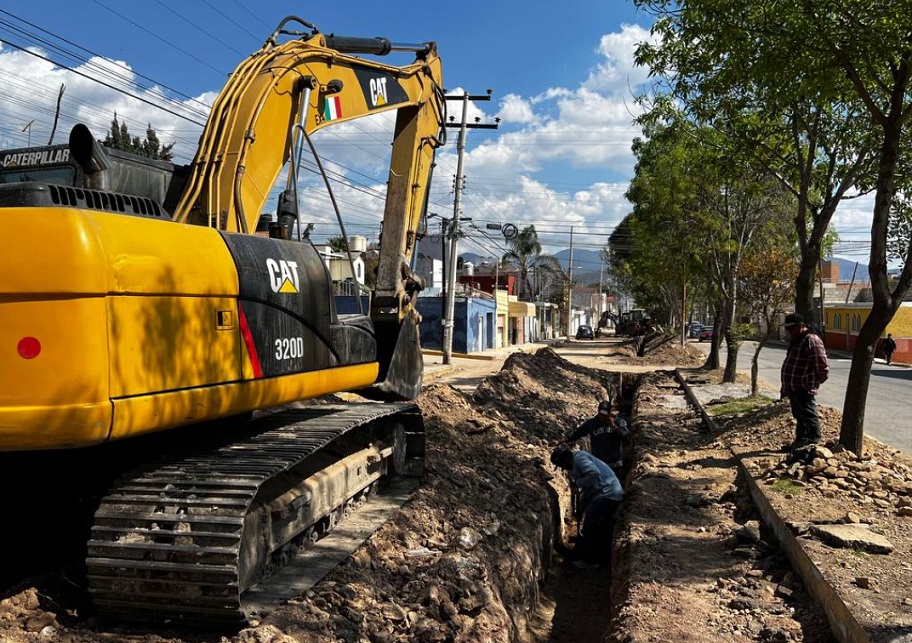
[564,400,630,480]
[780,313,830,451]
[883,333,897,365]
[550,447,624,569]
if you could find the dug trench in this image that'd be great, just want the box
[0,339,848,642]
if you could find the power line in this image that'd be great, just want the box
[89,0,227,76]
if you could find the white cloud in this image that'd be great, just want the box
[495,94,538,125]
[0,30,648,254]
[0,43,205,160]
[584,24,655,93]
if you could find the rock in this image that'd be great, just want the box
[734,524,761,544]
[24,612,58,633]
[898,507,912,517]
[785,521,811,535]
[733,547,760,559]
[810,524,895,553]
[456,527,482,551]
[854,576,874,589]
[235,625,297,643]
[38,626,56,639]
[844,512,862,524]
[728,597,759,610]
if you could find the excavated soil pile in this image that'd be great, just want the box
[603,334,705,368]
[0,349,613,643]
[472,347,615,438]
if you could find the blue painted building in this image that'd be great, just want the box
[416,296,496,353]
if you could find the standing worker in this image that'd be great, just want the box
[883,333,897,365]
[550,447,624,569]
[780,313,829,451]
[564,400,630,480]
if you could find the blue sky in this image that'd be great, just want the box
[0,1,871,268]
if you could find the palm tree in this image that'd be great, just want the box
[501,225,561,300]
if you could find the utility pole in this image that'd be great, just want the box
[565,227,574,339]
[22,119,35,146]
[441,90,498,365]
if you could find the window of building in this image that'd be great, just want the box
[834,313,842,330]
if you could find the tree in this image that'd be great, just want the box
[739,236,799,397]
[327,235,348,253]
[634,0,912,453]
[624,122,789,381]
[501,225,560,300]
[104,113,174,161]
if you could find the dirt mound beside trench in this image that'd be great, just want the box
[472,347,614,440]
[244,348,618,642]
[0,348,616,643]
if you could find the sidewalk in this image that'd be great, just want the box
[422,340,560,382]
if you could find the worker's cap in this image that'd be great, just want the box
[597,400,612,415]
[783,313,804,328]
[550,446,573,466]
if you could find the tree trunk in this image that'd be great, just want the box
[721,296,738,383]
[794,251,818,321]
[751,345,760,397]
[751,327,775,397]
[839,310,884,454]
[839,115,909,453]
[703,310,722,370]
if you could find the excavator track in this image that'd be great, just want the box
[86,402,422,627]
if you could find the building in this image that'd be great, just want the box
[821,303,912,364]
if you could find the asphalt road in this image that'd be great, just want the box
[697,339,912,455]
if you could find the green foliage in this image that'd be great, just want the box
[707,395,775,417]
[770,478,805,496]
[327,235,348,253]
[501,225,560,300]
[103,113,174,161]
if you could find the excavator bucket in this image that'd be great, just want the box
[360,313,423,401]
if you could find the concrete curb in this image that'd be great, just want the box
[673,369,867,643]
[738,461,867,643]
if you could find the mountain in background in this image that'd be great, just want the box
[454,249,605,288]
[829,256,869,283]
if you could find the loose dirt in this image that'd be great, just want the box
[2,337,911,642]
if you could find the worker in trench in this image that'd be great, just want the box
[550,446,624,569]
[563,399,630,481]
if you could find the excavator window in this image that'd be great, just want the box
[0,166,76,186]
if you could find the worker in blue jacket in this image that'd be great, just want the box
[550,447,624,569]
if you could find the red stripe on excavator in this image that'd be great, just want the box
[238,304,263,378]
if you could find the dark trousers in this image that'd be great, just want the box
[789,389,821,444]
[578,493,621,565]
[886,350,894,364]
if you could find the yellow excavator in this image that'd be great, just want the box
[0,16,444,625]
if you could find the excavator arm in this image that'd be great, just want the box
[174,18,444,322]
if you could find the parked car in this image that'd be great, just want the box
[688,323,703,339]
[576,325,595,340]
[699,327,714,342]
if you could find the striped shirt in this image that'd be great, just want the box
[780,331,829,396]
